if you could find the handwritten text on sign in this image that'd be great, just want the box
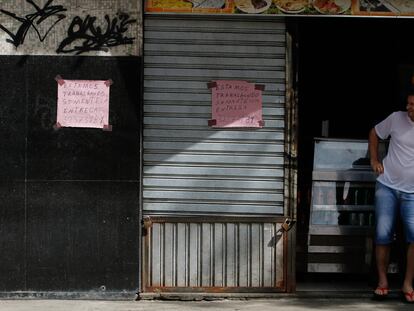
[57,79,110,129]
[210,80,263,128]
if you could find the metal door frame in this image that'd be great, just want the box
[283,30,299,293]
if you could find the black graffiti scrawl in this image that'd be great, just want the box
[57,13,136,55]
[0,0,66,47]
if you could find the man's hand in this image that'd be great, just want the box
[371,159,384,175]
[369,128,383,175]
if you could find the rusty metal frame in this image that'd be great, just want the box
[141,216,289,293]
[145,216,290,223]
[283,28,299,292]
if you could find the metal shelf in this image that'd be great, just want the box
[312,204,374,211]
[307,138,379,273]
[309,225,374,235]
[308,245,368,253]
[312,170,377,182]
[307,263,370,273]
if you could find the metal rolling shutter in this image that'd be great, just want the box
[143,15,286,217]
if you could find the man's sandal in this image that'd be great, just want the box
[373,287,389,300]
[402,290,414,303]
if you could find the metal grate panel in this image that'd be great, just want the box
[145,221,285,289]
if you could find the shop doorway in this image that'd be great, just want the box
[290,17,413,293]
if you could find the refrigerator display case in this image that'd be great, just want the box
[307,138,386,273]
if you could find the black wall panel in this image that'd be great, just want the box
[0,57,26,180]
[0,56,141,294]
[0,57,27,291]
[27,57,140,180]
[0,182,25,291]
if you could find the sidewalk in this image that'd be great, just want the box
[0,297,412,311]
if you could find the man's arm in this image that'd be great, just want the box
[369,128,384,175]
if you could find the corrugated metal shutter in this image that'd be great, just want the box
[143,15,286,217]
[145,221,285,288]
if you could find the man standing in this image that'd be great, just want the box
[369,92,414,303]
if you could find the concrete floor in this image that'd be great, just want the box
[1,273,410,310]
[0,298,412,311]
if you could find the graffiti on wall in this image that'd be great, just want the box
[57,13,136,55]
[0,0,141,56]
[0,0,66,47]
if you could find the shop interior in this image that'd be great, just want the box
[290,17,414,292]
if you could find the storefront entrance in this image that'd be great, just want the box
[140,10,414,296]
[141,15,294,295]
[292,17,412,293]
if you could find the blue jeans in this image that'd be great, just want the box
[375,182,414,244]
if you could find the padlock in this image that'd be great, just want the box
[282,220,290,231]
[281,218,295,232]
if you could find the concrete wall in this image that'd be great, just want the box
[0,0,142,297]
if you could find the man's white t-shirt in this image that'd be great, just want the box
[375,111,414,193]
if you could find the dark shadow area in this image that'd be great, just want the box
[291,17,414,291]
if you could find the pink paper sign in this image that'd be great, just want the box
[210,80,263,128]
[56,79,110,129]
